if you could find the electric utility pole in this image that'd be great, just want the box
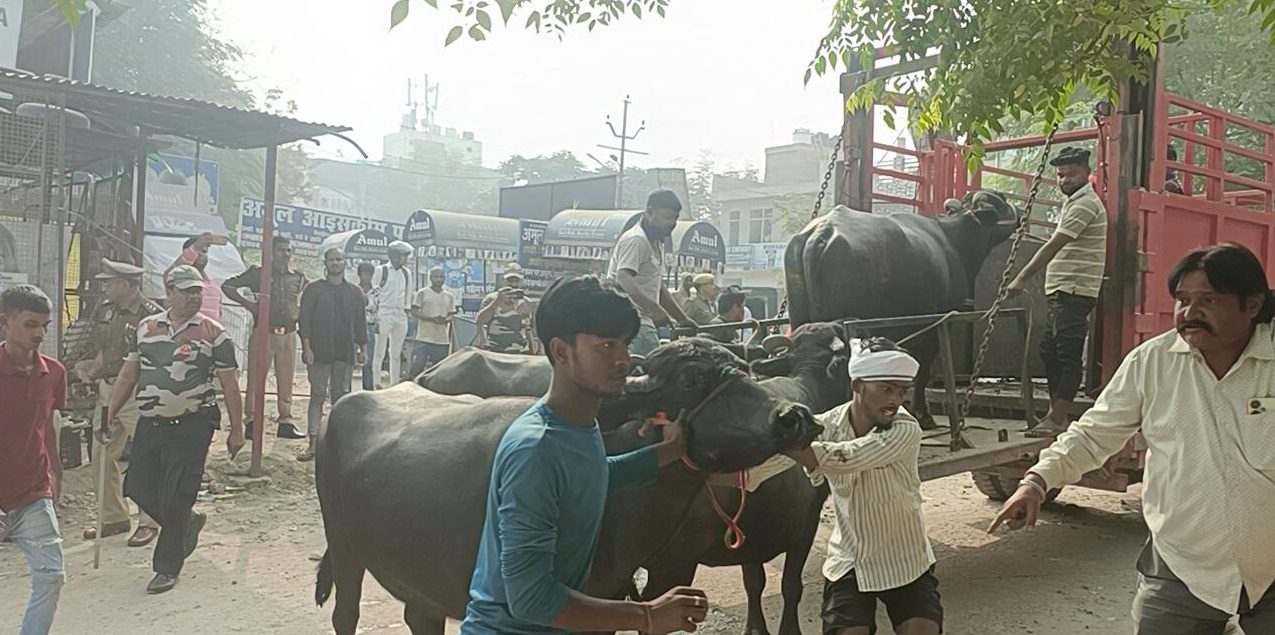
[600,95,648,208]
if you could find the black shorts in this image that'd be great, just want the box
[822,567,943,635]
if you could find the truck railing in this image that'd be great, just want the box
[1154,93,1275,211]
[674,307,1038,453]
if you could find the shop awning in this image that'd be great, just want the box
[670,220,726,267]
[319,228,391,262]
[541,209,642,260]
[403,209,520,262]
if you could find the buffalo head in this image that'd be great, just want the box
[749,322,847,379]
[606,338,822,473]
[946,190,1020,244]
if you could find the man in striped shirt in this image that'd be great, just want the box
[736,338,941,635]
[1008,146,1108,436]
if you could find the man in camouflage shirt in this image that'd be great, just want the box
[106,265,245,595]
[78,259,162,547]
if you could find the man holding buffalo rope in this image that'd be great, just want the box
[724,338,942,635]
[607,190,695,356]
[1007,146,1109,437]
[460,275,710,635]
[107,265,246,594]
[991,243,1275,634]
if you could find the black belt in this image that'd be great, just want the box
[142,408,219,428]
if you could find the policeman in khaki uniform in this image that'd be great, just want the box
[684,273,721,326]
[77,259,161,547]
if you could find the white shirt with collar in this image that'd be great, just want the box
[1032,322,1275,613]
[745,402,935,592]
[370,263,413,316]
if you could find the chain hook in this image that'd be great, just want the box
[955,120,1061,449]
[811,137,842,220]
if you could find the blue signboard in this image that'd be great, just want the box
[147,153,221,214]
[239,198,404,258]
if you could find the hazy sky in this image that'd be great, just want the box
[210,0,848,172]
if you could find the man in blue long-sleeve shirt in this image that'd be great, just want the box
[461,275,711,635]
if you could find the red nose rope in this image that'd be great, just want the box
[638,375,749,551]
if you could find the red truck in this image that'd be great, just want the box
[823,45,1275,500]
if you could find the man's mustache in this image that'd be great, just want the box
[1177,320,1214,334]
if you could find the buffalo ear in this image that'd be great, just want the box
[751,355,794,378]
[970,206,1001,227]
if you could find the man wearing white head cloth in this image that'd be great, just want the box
[726,337,943,635]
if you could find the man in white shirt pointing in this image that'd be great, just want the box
[991,242,1275,634]
[731,337,941,635]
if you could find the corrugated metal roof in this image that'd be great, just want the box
[0,69,352,150]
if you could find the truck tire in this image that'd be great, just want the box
[972,472,1061,503]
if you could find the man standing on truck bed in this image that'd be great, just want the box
[991,243,1275,634]
[607,190,695,356]
[1007,146,1108,437]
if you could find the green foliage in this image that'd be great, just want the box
[772,191,818,237]
[819,0,1184,167]
[89,0,314,232]
[498,150,596,184]
[391,0,671,43]
[367,0,1275,169]
[683,151,720,223]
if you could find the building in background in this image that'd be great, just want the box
[382,76,483,168]
[304,76,501,222]
[715,129,838,299]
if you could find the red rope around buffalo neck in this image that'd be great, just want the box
[639,374,749,550]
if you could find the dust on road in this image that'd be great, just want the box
[2,410,1152,635]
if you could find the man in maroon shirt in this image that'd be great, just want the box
[0,284,67,635]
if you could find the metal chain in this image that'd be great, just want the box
[811,136,842,220]
[954,121,1060,449]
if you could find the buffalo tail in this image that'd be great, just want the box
[316,549,334,607]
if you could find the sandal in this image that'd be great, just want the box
[1024,424,1068,438]
[84,521,131,540]
[128,526,159,547]
[296,450,315,462]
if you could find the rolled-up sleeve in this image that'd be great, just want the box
[607,445,658,492]
[810,417,922,478]
[1031,351,1144,490]
[497,448,570,626]
[743,454,797,492]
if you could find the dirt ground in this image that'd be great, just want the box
[2,388,1159,635]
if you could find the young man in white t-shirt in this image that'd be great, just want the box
[607,190,695,356]
[409,266,456,377]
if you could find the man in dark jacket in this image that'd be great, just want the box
[297,248,367,461]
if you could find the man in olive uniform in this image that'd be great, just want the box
[107,265,245,594]
[222,236,307,440]
[476,264,535,354]
[684,273,721,326]
[77,259,161,547]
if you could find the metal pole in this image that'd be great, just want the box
[134,134,149,266]
[603,96,646,209]
[249,145,279,478]
[193,142,201,209]
[617,97,628,207]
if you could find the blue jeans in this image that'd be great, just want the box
[362,325,376,390]
[409,341,451,378]
[307,362,353,437]
[0,498,64,635]
[629,320,661,357]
